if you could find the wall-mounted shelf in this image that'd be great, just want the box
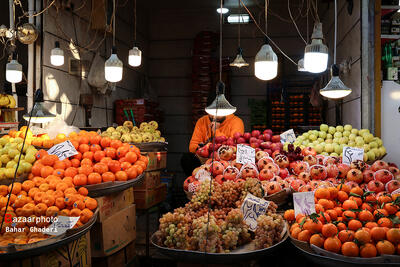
[382,5,400,10]
[381,34,400,39]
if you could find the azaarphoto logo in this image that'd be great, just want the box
[4,213,59,233]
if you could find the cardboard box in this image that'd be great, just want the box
[145,151,167,171]
[135,170,161,189]
[134,183,167,209]
[95,187,134,222]
[91,242,136,267]
[91,204,136,257]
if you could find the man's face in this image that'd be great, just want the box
[209,115,226,123]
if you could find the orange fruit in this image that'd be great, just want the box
[88,173,102,185]
[365,222,378,229]
[28,187,40,198]
[350,186,363,196]
[303,219,323,234]
[126,167,138,180]
[55,197,65,210]
[34,203,48,216]
[120,162,132,171]
[125,152,138,164]
[41,154,58,166]
[53,160,66,170]
[70,208,81,217]
[386,228,400,244]
[78,187,88,196]
[376,240,395,255]
[315,188,330,199]
[79,136,89,145]
[71,158,80,168]
[139,155,148,165]
[105,147,116,159]
[377,217,393,228]
[41,195,55,207]
[108,160,121,173]
[46,206,59,217]
[90,144,101,153]
[73,200,85,210]
[358,210,374,222]
[284,209,295,222]
[81,158,93,166]
[310,234,325,248]
[93,163,108,174]
[116,146,129,158]
[354,229,371,244]
[371,227,387,242]
[62,159,72,168]
[40,166,54,178]
[102,172,115,182]
[21,181,35,192]
[79,144,90,154]
[338,229,355,243]
[337,183,351,193]
[297,229,312,242]
[291,227,301,239]
[360,243,377,258]
[100,137,111,148]
[73,152,82,160]
[324,236,342,253]
[82,151,94,161]
[93,150,106,162]
[89,135,101,145]
[348,219,363,231]
[52,169,65,178]
[327,187,338,199]
[73,174,87,186]
[84,197,97,210]
[55,182,69,192]
[8,183,22,195]
[322,223,338,238]
[135,160,147,170]
[64,188,77,195]
[64,167,78,178]
[115,171,128,181]
[343,199,358,210]
[384,203,398,215]
[133,164,144,175]
[374,209,389,219]
[78,165,93,176]
[110,140,122,149]
[349,196,362,207]
[35,150,48,160]
[337,222,347,232]
[342,210,357,221]
[341,241,359,257]
[38,183,49,192]
[79,208,93,224]
[59,209,70,216]
[326,209,338,221]
[0,185,8,196]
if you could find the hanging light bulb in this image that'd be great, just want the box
[22,89,56,124]
[298,58,306,72]
[255,41,278,80]
[230,47,249,68]
[205,82,236,116]
[105,46,123,83]
[50,41,64,66]
[304,22,328,73]
[320,64,351,99]
[6,53,22,83]
[216,7,229,14]
[129,46,142,67]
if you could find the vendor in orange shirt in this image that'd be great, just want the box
[181,90,244,176]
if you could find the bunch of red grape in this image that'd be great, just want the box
[281,143,303,162]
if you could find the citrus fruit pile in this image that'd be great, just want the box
[31,131,148,186]
[285,185,400,257]
[0,180,97,247]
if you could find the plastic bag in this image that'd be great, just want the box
[88,52,108,94]
[40,116,80,139]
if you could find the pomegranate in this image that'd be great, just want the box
[255,150,269,162]
[210,162,224,176]
[267,181,282,195]
[345,181,359,190]
[290,179,306,191]
[326,164,339,178]
[293,161,310,175]
[278,168,289,178]
[259,169,275,181]
[215,174,226,185]
[326,178,339,185]
[183,176,196,191]
[309,165,328,180]
[309,180,320,189]
[346,169,363,184]
[386,180,400,193]
[299,184,314,192]
[337,163,351,179]
[275,155,289,168]
[231,159,242,170]
[367,180,385,193]
[298,172,311,183]
[223,167,239,181]
[270,176,283,183]
[374,169,394,184]
[316,155,325,165]
[218,146,234,161]
[362,170,375,184]
[351,160,369,172]
[389,166,400,176]
[370,160,389,172]
[241,168,258,179]
[303,155,317,166]
[324,156,341,166]
[264,162,280,175]
[272,150,281,158]
[280,180,290,190]
[302,147,317,157]
[257,157,273,170]
[219,160,230,169]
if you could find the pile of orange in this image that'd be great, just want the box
[0,179,97,246]
[31,131,147,187]
[285,184,400,257]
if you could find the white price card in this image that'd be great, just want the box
[240,193,270,231]
[293,191,316,217]
[236,144,255,165]
[342,146,364,165]
[280,129,296,144]
[47,140,78,161]
[46,216,80,236]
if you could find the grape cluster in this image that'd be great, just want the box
[190,215,222,253]
[237,178,265,206]
[254,212,284,249]
[220,209,251,251]
[158,212,190,249]
[282,144,304,161]
[190,180,213,210]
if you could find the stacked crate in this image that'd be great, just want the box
[248,99,267,130]
[114,98,162,126]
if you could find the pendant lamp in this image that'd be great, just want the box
[23,89,56,124]
[50,41,64,66]
[128,0,142,67]
[6,53,22,83]
[320,0,352,99]
[255,41,278,80]
[298,58,306,72]
[304,22,328,73]
[230,0,248,68]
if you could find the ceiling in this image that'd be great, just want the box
[143,0,261,10]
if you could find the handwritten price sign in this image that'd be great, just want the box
[293,191,316,217]
[342,146,364,165]
[46,216,80,236]
[47,140,78,161]
[280,129,296,144]
[240,193,270,231]
[236,144,255,165]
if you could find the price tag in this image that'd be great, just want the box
[240,192,270,231]
[293,191,316,217]
[46,216,80,236]
[280,129,296,144]
[47,140,78,161]
[342,146,364,165]
[236,144,255,165]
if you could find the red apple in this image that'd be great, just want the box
[263,129,273,136]
[251,130,261,138]
[233,132,242,140]
[243,132,251,140]
[271,135,281,143]
[237,137,246,144]
[250,142,259,148]
[262,133,271,141]
[226,137,235,146]
[249,137,258,144]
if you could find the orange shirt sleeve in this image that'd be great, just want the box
[189,117,208,153]
[229,116,244,136]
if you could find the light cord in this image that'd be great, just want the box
[113,0,116,47]
[219,0,223,82]
[334,0,337,64]
[134,0,137,42]
[288,0,307,45]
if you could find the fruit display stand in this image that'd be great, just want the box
[151,226,289,264]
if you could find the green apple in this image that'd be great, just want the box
[0,137,9,146]
[331,152,339,157]
[343,131,350,137]
[367,150,375,161]
[315,144,323,154]
[334,132,342,139]
[344,124,352,131]
[20,162,32,173]
[333,138,340,144]
[326,139,333,144]
[328,126,336,135]
[351,129,359,135]
[0,168,5,179]
[5,168,16,179]
[369,141,378,149]
[334,144,341,154]
[349,134,357,141]
[325,143,334,153]
[302,140,310,146]
[379,146,386,156]
[300,145,305,150]
[297,136,305,142]
[326,133,333,139]
[339,137,348,144]
[363,153,368,162]
[8,149,19,159]
[348,141,356,147]
[14,154,23,162]
[6,161,16,169]
[318,131,327,139]
[363,144,370,152]
[336,125,344,132]
[321,152,328,156]
[317,137,324,143]
[302,133,310,139]
[376,138,383,147]
[320,124,329,132]
[13,137,24,144]
[309,134,317,141]
[294,141,300,146]
[308,144,314,148]
[24,154,36,164]
[363,133,374,143]
[0,155,10,164]
[356,139,365,147]
[359,129,370,136]
[372,148,381,158]
[355,136,364,143]
[313,140,319,145]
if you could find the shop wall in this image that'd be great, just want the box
[148,5,312,182]
[321,0,362,128]
[42,0,149,128]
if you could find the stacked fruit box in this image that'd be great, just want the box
[114,99,161,126]
[249,99,267,130]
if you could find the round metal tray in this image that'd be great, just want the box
[291,238,400,266]
[82,173,144,197]
[130,142,168,152]
[151,225,289,264]
[0,209,98,260]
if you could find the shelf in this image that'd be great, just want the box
[0,107,24,111]
[382,5,400,10]
[381,34,400,39]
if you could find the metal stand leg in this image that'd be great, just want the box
[146,209,150,258]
